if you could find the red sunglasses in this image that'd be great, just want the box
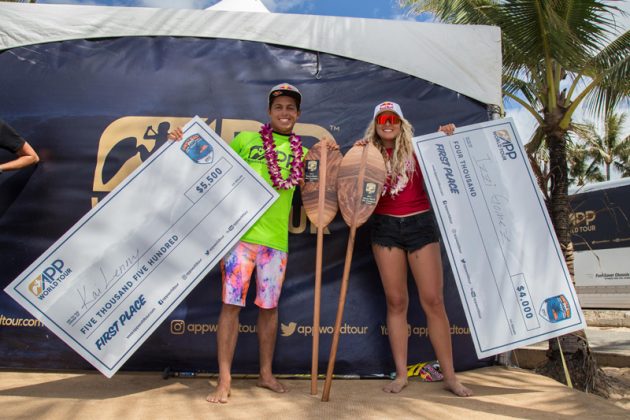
[375,114,401,125]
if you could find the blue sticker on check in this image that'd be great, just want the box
[181,134,214,164]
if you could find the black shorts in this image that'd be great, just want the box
[370,211,439,253]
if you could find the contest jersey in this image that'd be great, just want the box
[229,130,307,252]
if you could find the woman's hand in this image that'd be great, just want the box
[353,138,369,147]
[438,123,456,136]
[320,136,340,151]
[167,126,184,141]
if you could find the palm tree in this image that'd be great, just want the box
[401,0,630,394]
[566,136,605,186]
[573,112,630,181]
[528,133,606,193]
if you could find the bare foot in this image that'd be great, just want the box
[207,380,231,404]
[383,377,408,393]
[443,376,473,397]
[256,376,288,393]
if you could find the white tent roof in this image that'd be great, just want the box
[206,0,270,13]
[0,3,501,106]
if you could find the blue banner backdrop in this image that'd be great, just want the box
[0,37,493,375]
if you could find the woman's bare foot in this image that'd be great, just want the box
[256,376,288,393]
[443,376,473,397]
[383,377,408,393]
[207,379,231,404]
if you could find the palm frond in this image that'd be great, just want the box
[579,30,630,117]
[525,125,545,154]
[400,0,499,25]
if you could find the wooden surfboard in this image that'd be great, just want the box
[300,140,343,395]
[322,143,386,402]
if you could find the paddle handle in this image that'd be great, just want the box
[322,145,369,402]
[311,142,328,395]
[321,223,357,402]
[311,227,324,394]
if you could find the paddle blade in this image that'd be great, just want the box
[336,144,386,227]
[301,142,343,227]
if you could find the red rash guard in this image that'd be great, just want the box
[375,151,431,216]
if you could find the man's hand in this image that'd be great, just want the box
[167,127,184,141]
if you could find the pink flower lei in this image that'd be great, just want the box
[382,158,414,197]
[259,123,304,190]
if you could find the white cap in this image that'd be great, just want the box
[268,83,302,109]
[373,101,404,119]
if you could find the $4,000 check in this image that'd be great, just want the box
[4,116,278,377]
[413,118,586,358]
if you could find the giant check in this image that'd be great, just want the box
[4,116,278,377]
[414,118,586,358]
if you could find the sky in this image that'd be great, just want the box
[31,0,630,164]
[37,0,431,21]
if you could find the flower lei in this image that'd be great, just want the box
[382,158,414,197]
[259,123,304,190]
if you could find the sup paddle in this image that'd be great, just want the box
[321,143,386,402]
[301,139,343,395]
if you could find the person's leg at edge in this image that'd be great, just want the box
[373,244,410,393]
[207,303,241,403]
[408,242,473,397]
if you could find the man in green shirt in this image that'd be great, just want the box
[209,83,306,403]
[170,83,335,403]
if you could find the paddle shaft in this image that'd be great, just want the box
[321,222,358,402]
[322,145,369,402]
[311,144,328,395]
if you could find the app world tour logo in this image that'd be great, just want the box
[28,259,72,301]
[493,129,518,160]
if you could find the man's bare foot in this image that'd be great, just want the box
[256,376,288,393]
[383,377,408,393]
[207,380,231,404]
[443,376,473,397]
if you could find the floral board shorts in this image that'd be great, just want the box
[220,241,288,309]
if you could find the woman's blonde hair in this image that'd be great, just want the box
[363,115,416,186]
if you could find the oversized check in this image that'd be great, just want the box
[4,116,278,377]
[413,118,586,358]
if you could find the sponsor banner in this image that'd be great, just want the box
[570,180,630,252]
[0,314,43,328]
[414,118,586,358]
[1,36,491,375]
[575,248,630,286]
[569,180,630,308]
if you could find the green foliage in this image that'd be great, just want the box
[401,0,630,128]
[572,112,630,180]
[401,0,629,188]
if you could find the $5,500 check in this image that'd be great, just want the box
[5,116,278,377]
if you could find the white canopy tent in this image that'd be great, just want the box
[206,0,270,13]
[0,3,501,107]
